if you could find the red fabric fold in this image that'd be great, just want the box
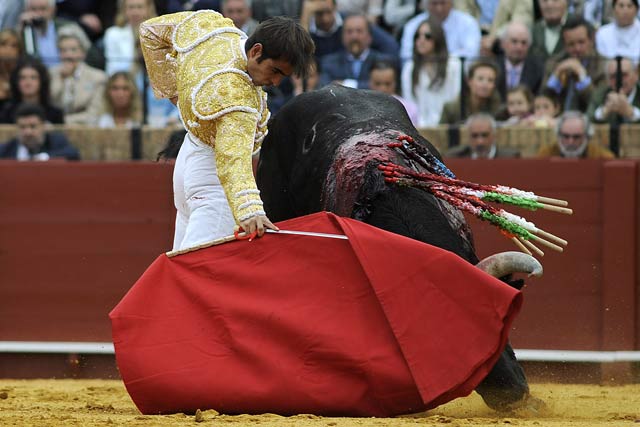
[110,212,521,416]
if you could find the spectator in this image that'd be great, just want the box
[319,14,396,89]
[530,0,569,62]
[496,20,544,101]
[0,56,63,124]
[595,0,640,65]
[587,57,640,123]
[583,0,614,27]
[454,0,534,57]
[382,0,420,36]
[291,56,319,95]
[440,59,502,125]
[221,0,258,36]
[301,0,399,62]
[95,71,142,128]
[18,0,85,68]
[368,59,419,126]
[1,0,24,31]
[190,0,221,11]
[524,88,561,127]
[55,0,117,41]
[0,102,79,160]
[251,0,302,21]
[446,112,520,158]
[501,85,534,124]
[0,29,23,110]
[336,0,383,24]
[104,0,156,75]
[537,110,615,157]
[49,25,107,124]
[399,0,481,64]
[544,15,606,112]
[400,16,461,126]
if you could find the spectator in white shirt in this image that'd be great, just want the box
[401,16,461,126]
[103,0,156,75]
[399,0,481,64]
[595,0,640,64]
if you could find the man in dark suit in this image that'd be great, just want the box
[301,0,398,62]
[587,57,640,124]
[497,20,545,101]
[0,103,80,160]
[543,15,607,112]
[319,14,396,89]
[446,113,520,159]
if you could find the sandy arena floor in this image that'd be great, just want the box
[0,380,639,426]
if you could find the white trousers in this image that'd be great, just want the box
[172,133,236,251]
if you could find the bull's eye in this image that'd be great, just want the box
[302,123,317,154]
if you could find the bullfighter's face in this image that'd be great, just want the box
[246,43,293,87]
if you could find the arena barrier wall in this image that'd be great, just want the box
[0,124,640,161]
[0,160,638,382]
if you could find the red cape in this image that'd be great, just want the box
[110,212,522,416]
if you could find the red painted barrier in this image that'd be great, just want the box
[0,159,637,379]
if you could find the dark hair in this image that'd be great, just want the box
[536,87,562,113]
[191,0,221,11]
[467,58,498,80]
[343,13,373,36]
[10,56,52,106]
[370,59,398,75]
[561,15,595,39]
[411,16,448,94]
[15,102,46,121]
[507,84,534,105]
[246,16,315,79]
[613,0,639,8]
[369,59,400,93]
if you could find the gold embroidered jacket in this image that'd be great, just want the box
[139,10,269,223]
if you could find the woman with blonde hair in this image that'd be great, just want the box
[104,0,157,75]
[400,16,461,127]
[96,71,142,128]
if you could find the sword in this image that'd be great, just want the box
[266,229,348,240]
[166,228,348,257]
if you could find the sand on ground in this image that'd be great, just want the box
[0,380,639,426]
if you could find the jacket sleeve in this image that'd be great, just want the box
[213,111,265,223]
[48,133,81,160]
[138,12,190,99]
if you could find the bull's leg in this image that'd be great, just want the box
[475,343,542,412]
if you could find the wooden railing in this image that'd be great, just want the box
[2,124,640,161]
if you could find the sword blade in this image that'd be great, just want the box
[266,229,348,240]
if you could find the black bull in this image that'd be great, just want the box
[256,85,530,411]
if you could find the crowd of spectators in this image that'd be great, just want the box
[1,0,640,161]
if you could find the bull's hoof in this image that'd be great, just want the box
[498,393,548,417]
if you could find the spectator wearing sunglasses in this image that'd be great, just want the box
[400,16,461,127]
[399,0,480,64]
[537,110,615,158]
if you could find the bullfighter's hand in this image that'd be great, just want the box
[239,215,279,240]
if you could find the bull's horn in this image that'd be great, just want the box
[476,251,543,278]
